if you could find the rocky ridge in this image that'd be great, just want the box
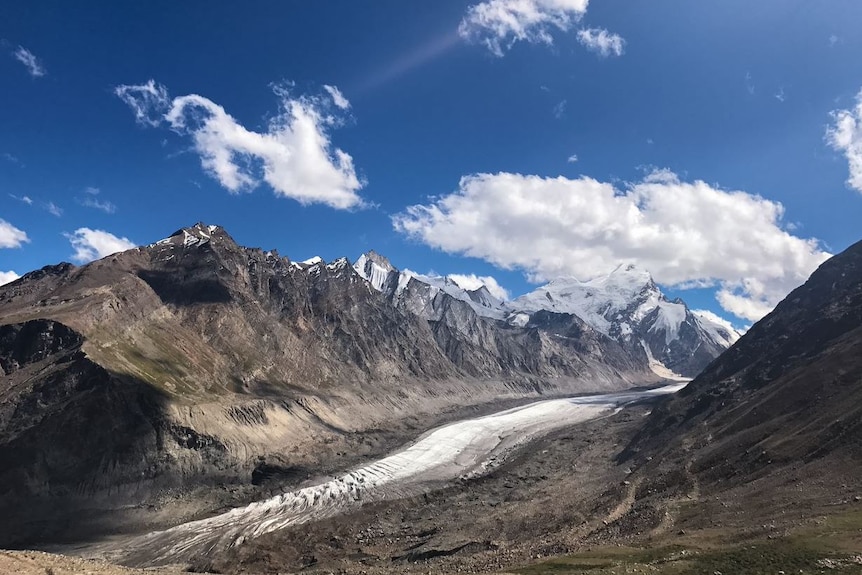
[0,223,659,547]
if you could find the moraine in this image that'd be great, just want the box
[104,382,686,568]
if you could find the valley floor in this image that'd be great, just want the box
[9,386,862,575]
[200,405,862,575]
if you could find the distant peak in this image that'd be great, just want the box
[302,256,324,266]
[355,250,396,273]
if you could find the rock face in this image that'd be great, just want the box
[624,238,862,483]
[509,264,740,377]
[0,223,661,546]
[354,257,739,378]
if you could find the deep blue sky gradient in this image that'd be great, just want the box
[2,1,861,324]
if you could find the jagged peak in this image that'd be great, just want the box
[354,251,400,292]
[326,257,350,270]
[354,250,397,274]
[150,222,234,251]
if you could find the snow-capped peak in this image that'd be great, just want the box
[511,265,661,335]
[302,256,324,266]
[354,251,398,292]
[692,309,743,347]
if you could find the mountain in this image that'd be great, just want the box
[623,237,862,490]
[510,264,740,377]
[0,223,653,546]
[355,257,739,378]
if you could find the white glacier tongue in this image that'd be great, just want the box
[108,384,685,567]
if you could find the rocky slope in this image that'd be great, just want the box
[0,223,657,547]
[510,264,740,377]
[355,254,739,378]
[622,237,862,489]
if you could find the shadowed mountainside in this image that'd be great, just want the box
[615,238,862,519]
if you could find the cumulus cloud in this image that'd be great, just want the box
[826,88,862,194]
[66,228,136,263]
[12,46,45,77]
[577,28,625,57]
[393,170,830,322]
[459,0,589,56]
[0,271,20,286]
[115,80,365,209]
[448,273,511,300]
[0,219,29,248]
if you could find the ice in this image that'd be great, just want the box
[112,383,684,566]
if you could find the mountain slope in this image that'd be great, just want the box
[510,264,739,377]
[0,223,654,546]
[624,237,862,485]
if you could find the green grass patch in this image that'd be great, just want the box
[516,539,862,574]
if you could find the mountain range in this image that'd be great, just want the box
[0,222,734,546]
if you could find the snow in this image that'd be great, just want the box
[648,301,687,345]
[302,256,324,266]
[111,383,685,566]
[511,263,659,336]
[326,257,350,271]
[353,254,394,292]
[508,313,530,327]
[692,309,742,348]
[396,270,508,320]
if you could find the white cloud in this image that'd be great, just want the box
[459,0,589,56]
[567,153,578,163]
[745,72,755,96]
[448,273,511,300]
[45,201,62,217]
[9,193,33,205]
[0,271,20,286]
[116,80,365,209]
[114,80,170,127]
[393,170,830,322]
[78,189,116,213]
[577,28,625,57]
[81,197,117,213]
[66,228,136,263]
[12,46,45,77]
[0,219,29,248]
[323,85,350,110]
[553,99,567,119]
[826,88,862,194]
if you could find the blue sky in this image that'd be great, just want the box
[2,1,861,327]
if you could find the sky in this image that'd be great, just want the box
[2,0,862,328]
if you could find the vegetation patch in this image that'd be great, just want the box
[516,539,862,574]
